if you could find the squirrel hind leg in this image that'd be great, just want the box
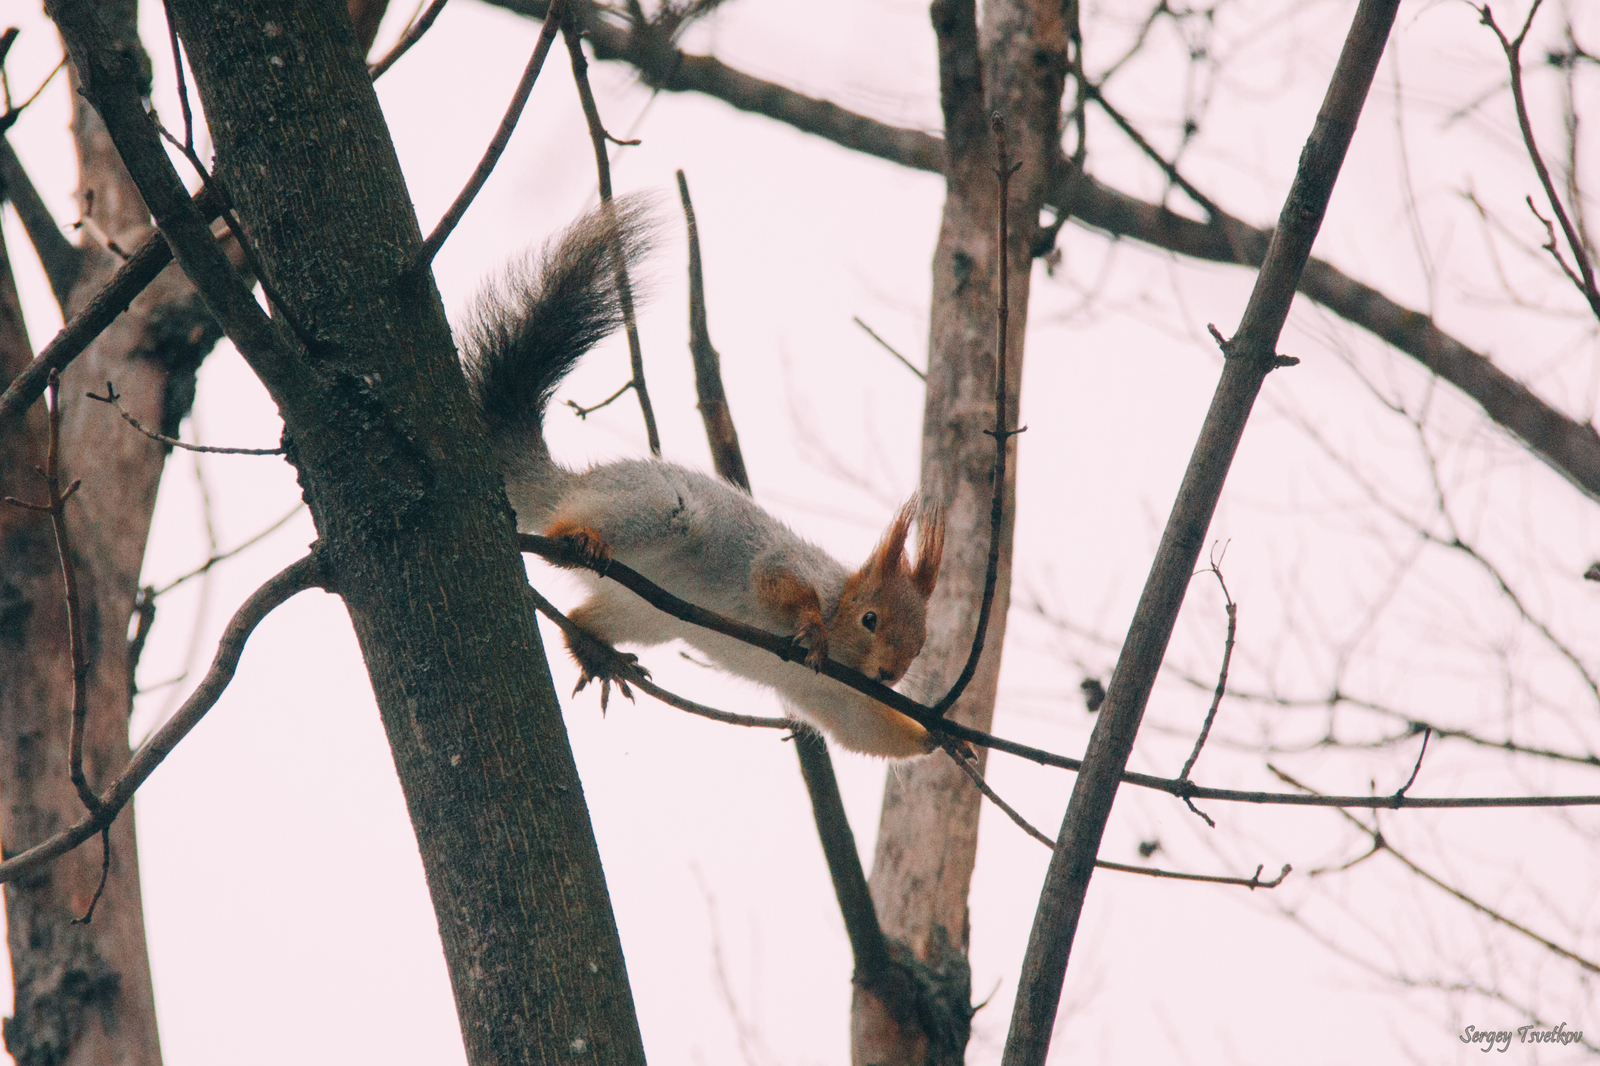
[563,602,650,712]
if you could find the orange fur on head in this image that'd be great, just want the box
[826,497,946,685]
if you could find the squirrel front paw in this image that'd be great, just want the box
[563,626,650,712]
[543,520,615,572]
[792,617,829,672]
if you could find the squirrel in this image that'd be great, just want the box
[459,198,944,758]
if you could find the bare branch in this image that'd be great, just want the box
[1276,766,1600,975]
[657,198,894,998]
[851,316,925,381]
[563,12,658,454]
[368,0,450,80]
[0,136,82,309]
[0,554,322,886]
[930,112,1025,718]
[517,534,1600,811]
[86,381,285,454]
[3,372,102,815]
[1174,552,1237,829]
[1004,6,1401,1059]
[1481,1,1600,319]
[679,171,750,486]
[523,582,789,729]
[412,0,568,273]
[943,738,1290,889]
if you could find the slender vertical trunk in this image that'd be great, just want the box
[855,2,1067,1063]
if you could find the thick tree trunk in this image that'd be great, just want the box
[854,2,1067,1063]
[79,1,647,1061]
[0,3,220,1061]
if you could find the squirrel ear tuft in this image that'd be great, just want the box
[911,500,944,599]
[868,498,917,579]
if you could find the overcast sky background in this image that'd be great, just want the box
[4,0,1598,1063]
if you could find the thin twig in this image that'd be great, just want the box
[1274,766,1600,973]
[943,737,1289,889]
[563,11,658,454]
[0,54,65,134]
[1481,0,1600,318]
[517,533,1600,810]
[3,373,103,815]
[1082,81,1224,222]
[86,382,284,454]
[524,582,790,729]
[565,380,634,419]
[1174,548,1236,828]
[1094,858,1291,890]
[70,829,111,924]
[931,111,1026,718]
[412,0,568,273]
[163,1,195,159]
[368,0,449,80]
[1391,727,1431,804]
[153,502,306,596]
[0,555,322,887]
[852,316,926,380]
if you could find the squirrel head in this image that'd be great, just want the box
[828,499,945,684]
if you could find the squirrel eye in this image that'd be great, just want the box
[862,611,878,633]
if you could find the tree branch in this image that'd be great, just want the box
[1002,6,1401,1061]
[0,136,82,310]
[677,171,749,487]
[563,13,658,455]
[411,0,567,273]
[45,1,300,392]
[0,554,322,887]
[659,198,895,992]
[516,534,1600,810]
[1277,766,1600,975]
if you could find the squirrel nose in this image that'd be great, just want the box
[877,668,895,682]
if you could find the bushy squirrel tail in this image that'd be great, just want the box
[460,196,655,463]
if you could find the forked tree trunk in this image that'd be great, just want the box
[854,1,1067,1063]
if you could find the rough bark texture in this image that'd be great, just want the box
[0,4,219,1062]
[854,1,1068,1063]
[135,2,648,1061]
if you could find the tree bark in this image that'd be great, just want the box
[854,2,1068,1063]
[0,3,222,1061]
[54,0,650,1060]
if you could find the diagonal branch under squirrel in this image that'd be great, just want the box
[460,198,945,757]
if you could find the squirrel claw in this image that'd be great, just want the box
[566,626,649,714]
